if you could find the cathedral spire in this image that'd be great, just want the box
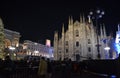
[88,15,91,23]
[88,15,93,24]
[82,13,85,23]
[100,24,103,39]
[69,16,71,25]
[103,24,106,38]
[70,16,73,25]
[80,14,82,23]
[54,30,58,42]
[118,24,120,31]
[68,15,73,25]
[62,23,64,33]
[54,30,58,60]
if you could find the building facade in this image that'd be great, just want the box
[0,17,54,60]
[22,40,54,60]
[4,29,21,48]
[54,16,108,61]
[0,17,21,59]
[4,29,21,60]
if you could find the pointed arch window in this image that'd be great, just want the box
[88,47,91,52]
[88,39,91,44]
[66,49,68,53]
[76,30,79,37]
[76,41,79,47]
[59,51,61,53]
[65,41,68,46]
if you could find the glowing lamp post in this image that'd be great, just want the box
[88,9,105,59]
[34,50,39,56]
[9,46,16,60]
[104,46,110,59]
[9,46,15,50]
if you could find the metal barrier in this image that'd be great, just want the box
[10,67,38,78]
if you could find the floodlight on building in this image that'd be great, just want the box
[104,46,110,59]
[104,46,110,50]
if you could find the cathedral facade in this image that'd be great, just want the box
[54,16,107,61]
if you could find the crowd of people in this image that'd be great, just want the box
[0,56,15,78]
[1,55,120,78]
[0,56,83,78]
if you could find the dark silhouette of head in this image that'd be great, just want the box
[5,55,11,60]
[41,57,45,60]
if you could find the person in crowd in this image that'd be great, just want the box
[3,55,15,78]
[38,57,47,78]
[47,58,52,78]
[0,58,4,78]
[116,53,120,77]
[63,58,72,78]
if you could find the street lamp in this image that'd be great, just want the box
[88,9,105,59]
[104,46,110,59]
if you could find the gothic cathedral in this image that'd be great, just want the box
[54,16,107,61]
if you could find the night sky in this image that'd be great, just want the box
[0,0,120,45]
